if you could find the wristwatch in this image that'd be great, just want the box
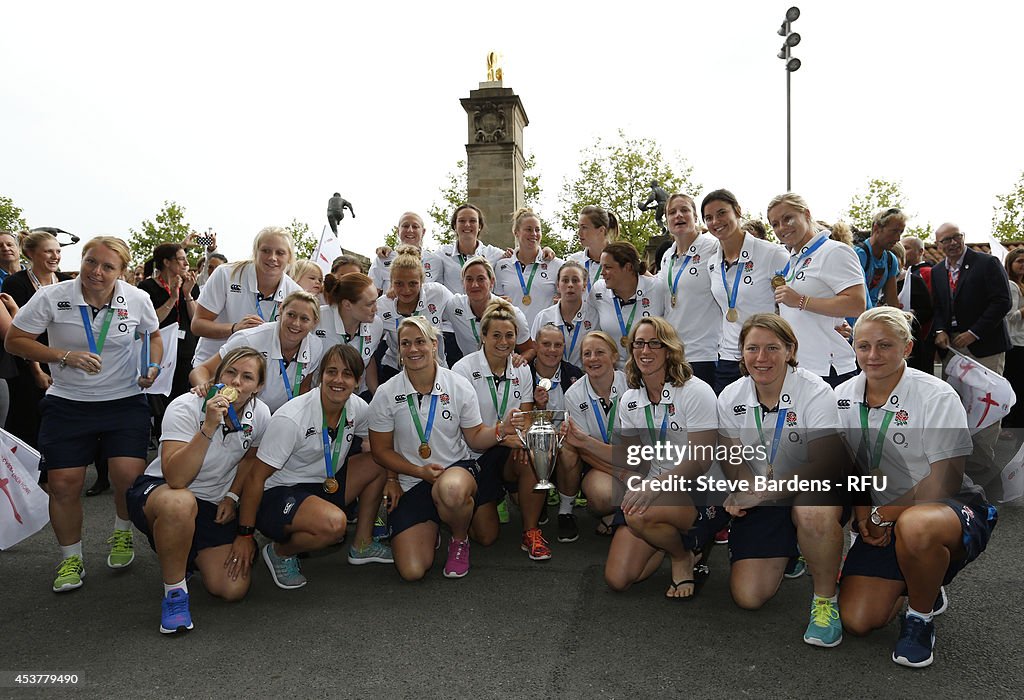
[869,506,894,527]
[236,525,256,537]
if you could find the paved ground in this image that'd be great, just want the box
[2,466,1021,699]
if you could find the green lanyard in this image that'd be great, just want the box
[644,403,670,444]
[859,404,895,471]
[487,374,512,421]
[470,318,480,344]
[322,405,348,479]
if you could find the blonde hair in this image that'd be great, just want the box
[289,259,323,287]
[21,230,57,256]
[390,244,425,283]
[512,207,541,234]
[480,297,519,337]
[581,330,619,359]
[82,236,131,271]
[872,207,908,230]
[890,241,907,268]
[624,317,693,389]
[216,346,268,388]
[280,290,321,323]
[397,316,440,365]
[461,256,495,283]
[853,307,914,346]
[738,313,799,376]
[231,226,295,280]
[830,221,854,246]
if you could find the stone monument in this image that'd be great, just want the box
[460,53,529,250]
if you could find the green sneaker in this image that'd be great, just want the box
[546,487,559,506]
[107,529,135,569]
[53,555,85,593]
[573,490,588,508]
[803,596,842,648]
[497,497,510,524]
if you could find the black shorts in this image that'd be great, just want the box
[728,504,850,562]
[256,468,350,544]
[126,475,236,573]
[841,497,997,586]
[389,460,496,538]
[39,394,150,469]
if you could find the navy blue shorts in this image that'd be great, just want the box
[689,361,718,389]
[841,497,997,586]
[39,394,150,469]
[389,460,494,538]
[683,505,732,552]
[728,505,850,562]
[126,474,236,573]
[714,360,742,395]
[256,469,350,544]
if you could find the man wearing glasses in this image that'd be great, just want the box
[931,222,1011,490]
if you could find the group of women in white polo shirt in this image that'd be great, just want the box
[9,194,995,669]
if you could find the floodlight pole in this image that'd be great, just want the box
[777,7,801,192]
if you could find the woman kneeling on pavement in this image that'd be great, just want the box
[232,344,393,590]
[126,347,270,633]
[836,306,997,668]
[368,316,520,580]
[717,313,849,647]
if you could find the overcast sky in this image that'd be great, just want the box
[3,0,1022,268]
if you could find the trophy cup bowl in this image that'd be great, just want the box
[513,410,568,491]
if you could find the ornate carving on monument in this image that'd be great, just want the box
[473,102,507,143]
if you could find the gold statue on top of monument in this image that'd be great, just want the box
[486,52,503,82]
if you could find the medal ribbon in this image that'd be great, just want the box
[486,375,512,422]
[591,395,619,445]
[859,404,895,470]
[254,293,278,321]
[470,318,480,344]
[321,405,348,479]
[613,296,639,342]
[407,393,439,448]
[585,258,602,291]
[515,260,539,298]
[720,258,744,316]
[667,252,694,299]
[79,305,115,355]
[278,359,305,400]
[562,317,583,361]
[203,383,242,432]
[777,234,828,282]
[644,403,670,444]
[753,405,789,474]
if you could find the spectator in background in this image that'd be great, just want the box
[199,253,227,289]
[891,242,934,375]
[855,208,905,308]
[331,255,364,277]
[830,221,854,247]
[289,259,324,300]
[1002,248,1024,432]
[741,219,768,241]
[0,231,26,290]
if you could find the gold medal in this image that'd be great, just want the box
[771,275,787,289]
[218,386,239,402]
[726,308,739,323]
[522,294,532,306]
[620,336,630,348]
[323,477,339,494]
[418,443,432,459]
[671,293,677,308]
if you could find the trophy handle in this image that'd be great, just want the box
[512,411,528,447]
[555,411,569,450]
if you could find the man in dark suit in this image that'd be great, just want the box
[931,222,1011,493]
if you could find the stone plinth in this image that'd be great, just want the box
[460,86,529,250]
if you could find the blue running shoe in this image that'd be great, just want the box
[892,614,935,668]
[803,596,842,648]
[160,589,194,635]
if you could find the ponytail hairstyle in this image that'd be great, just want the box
[579,205,620,243]
[390,244,425,284]
[601,241,647,277]
[480,297,519,337]
[324,272,374,308]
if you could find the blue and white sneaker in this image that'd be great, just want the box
[262,543,307,589]
[803,596,842,648]
[160,589,194,635]
[784,555,806,579]
[892,614,935,668]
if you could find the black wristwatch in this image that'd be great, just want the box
[869,506,894,528]
[236,525,256,537]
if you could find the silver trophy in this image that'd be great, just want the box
[513,410,568,491]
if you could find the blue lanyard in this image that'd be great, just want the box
[590,395,618,444]
[720,258,744,313]
[515,260,538,297]
[777,234,828,281]
[613,296,638,341]
[584,258,602,291]
[255,294,278,321]
[562,317,583,361]
[278,359,304,400]
[668,251,694,297]
[754,405,788,468]
[321,405,347,479]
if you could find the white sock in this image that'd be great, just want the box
[814,593,838,604]
[163,578,188,597]
[60,542,83,560]
[114,516,132,532]
[558,493,574,516]
[907,605,934,623]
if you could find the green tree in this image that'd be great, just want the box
[992,170,1024,242]
[845,178,931,239]
[285,218,317,260]
[557,130,702,252]
[0,195,28,231]
[128,201,193,266]
[426,154,569,256]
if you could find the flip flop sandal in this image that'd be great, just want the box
[666,579,697,601]
[595,516,616,537]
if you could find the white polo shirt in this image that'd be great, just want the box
[658,234,721,363]
[565,371,629,445]
[145,393,270,503]
[435,241,506,294]
[493,252,563,328]
[707,235,789,361]
[592,276,666,366]
[442,293,531,357]
[257,388,370,489]
[13,278,160,402]
[376,282,454,370]
[777,235,864,376]
[718,367,840,480]
[529,300,599,370]
[369,248,443,294]
[452,350,533,457]
[835,367,978,505]
[315,306,384,393]
[567,250,605,296]
[368,367,483,492]
[220,322,323,414]
[619,377,718,477]
[193,263,303,366]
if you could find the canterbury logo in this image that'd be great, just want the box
[57,301,72,310]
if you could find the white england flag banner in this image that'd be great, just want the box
[999,441,1024,503]
[945,349,1016,433]
[896,273,912,313]
[312,225,343,276]
[134,323,179,397]
[0,428,49,550]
